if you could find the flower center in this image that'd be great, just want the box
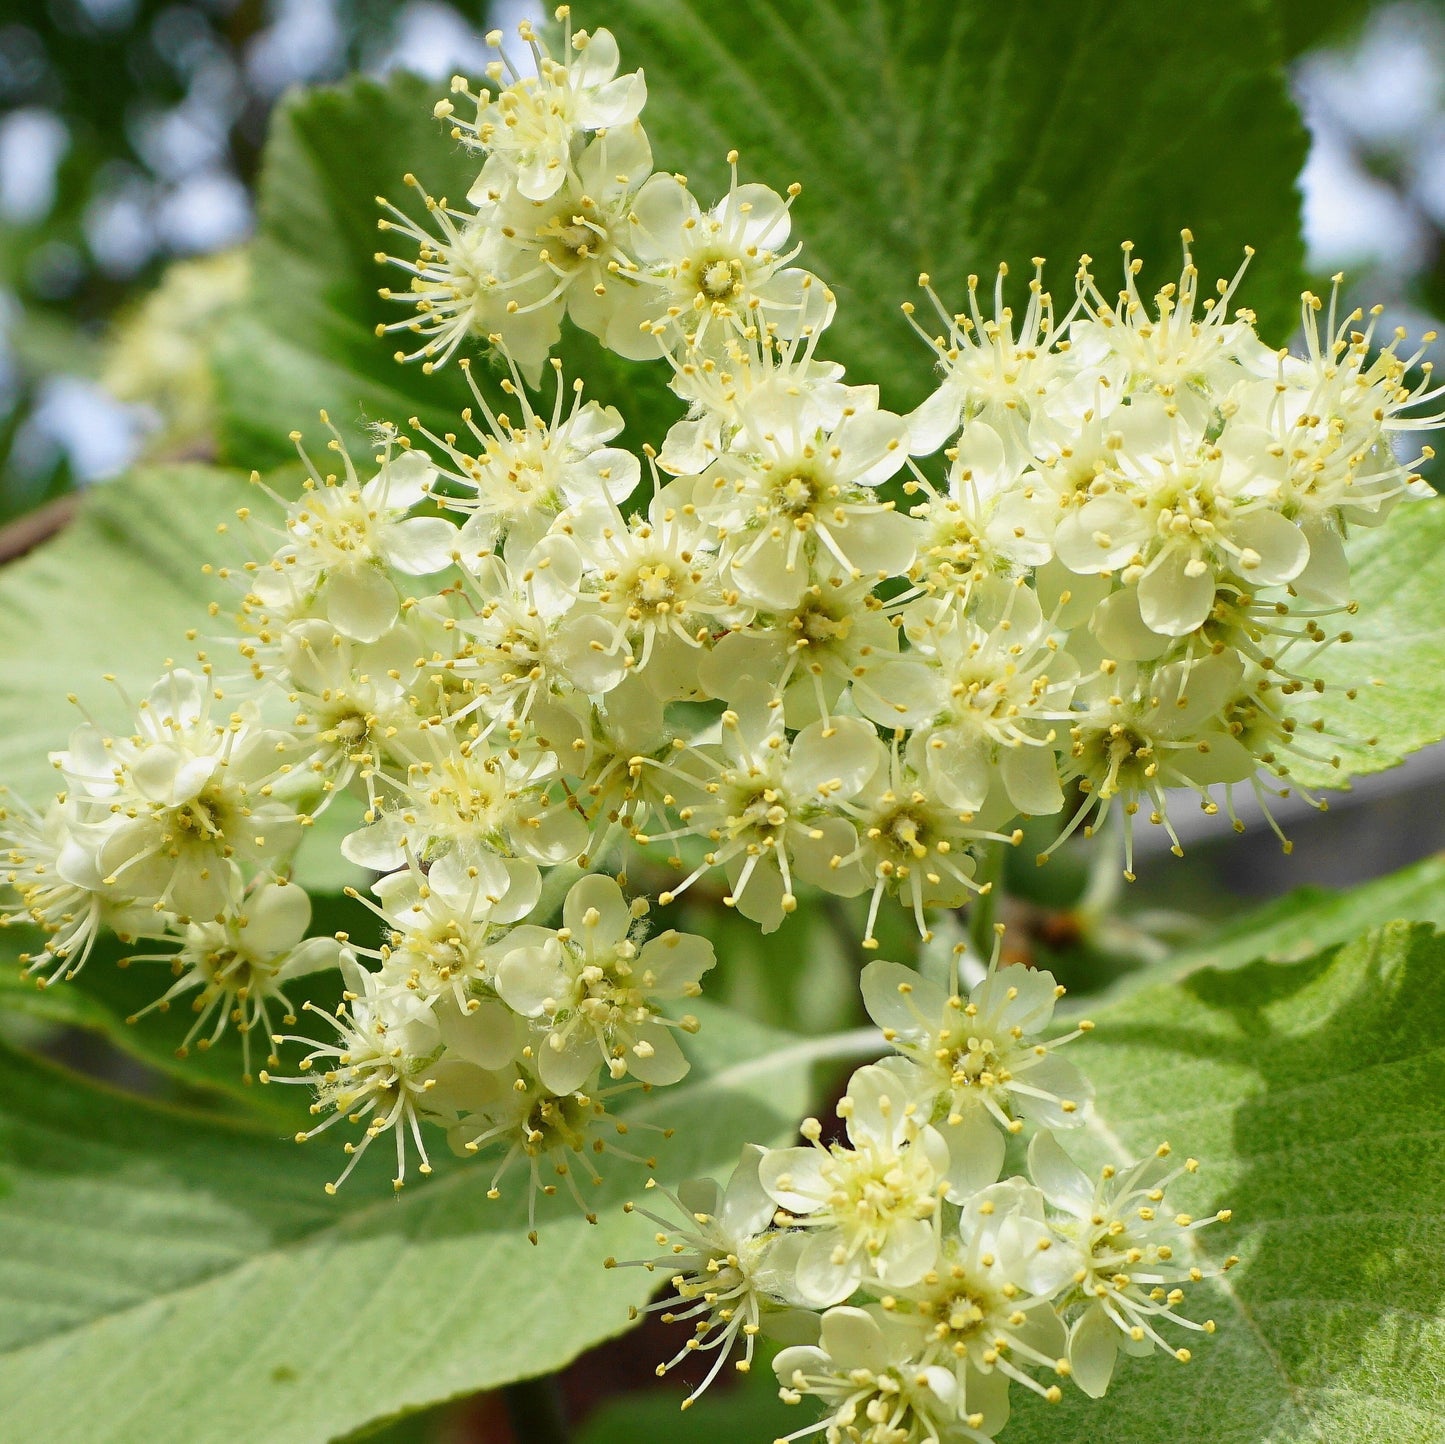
[699,257,740,299]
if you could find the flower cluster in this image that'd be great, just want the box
[1,7,1436,1257]
[619,947,1236,1441]
[376,6,825,383]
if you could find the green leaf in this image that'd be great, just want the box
[1159,852,1445,977]
[605,0,1310,409]
[212,74,477,472]
[0,1003,852,1444]
[0,465,248,804]
[215,0,1309,469]
[212,74,678,471]
[0,902,363,1129]
[1010,921,1445,1443]
[1287,500,1445,788]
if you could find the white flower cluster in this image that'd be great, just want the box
[377,6,825,383]
[1,8,1437,1246]
[617,949,1236,1440]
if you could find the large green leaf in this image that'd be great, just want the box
[1009,921,1445,1443]
[215,0,1309,469]
[1287,499,1445,788]
[0,1002,854,1444]
[605,0,1310,406]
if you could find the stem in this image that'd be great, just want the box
[968,839,1008,960]
[503,1375,570,1444]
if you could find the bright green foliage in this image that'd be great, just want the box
[1157,852,1445,978]
[1290,500,1445,788]
[603,0,1310,407]
[0,1002,828,1444]
[1012,922,1445,1443]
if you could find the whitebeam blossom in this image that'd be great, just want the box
[6,16,1440,1443]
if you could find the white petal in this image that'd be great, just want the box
[759,1146,829,1214]
[1090,586,1171,661]
[1068,1305,1120,1398]
[1232,509,1309,585]
[785,717,882,800]
[1000,744,1064,816]
[562,873,630,943]
[874,1215,938,1287]
[940,1106,1007,1200]
[537,1034,598,1094]
[832,408,909,488]
[1136,548,1214,637]
[1295,520,1350,604]
[384,516,457,576]
[860,958,947,1040]
[1027,1129,1095,1215]
[625,1020,690,1085]
[323,566,399,643]
[244,880,311,955]
[494,940,569,1018]
[818,1305,888,1372]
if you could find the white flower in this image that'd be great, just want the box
[1030,1131,1234,1396]
[612,1146,801,1403]
[861,957,1092,1196]
[473,123,656,356]
[556,478,735,672]
[643,681,880,930]
[444,1057,666,1241]
[694,575,900,727]
[490,873,714,1089]
[1052,403,1311,639]
[831,745,997,947]
[1070,238,1265,428]
[420,357,641,558]
[904,263,1076,463]
[248,432,456,642]
[617,158,832,356]
[1053,652,1258,876]
[53,669,301,921]
[279,618,427,790]
[350,856,537,1013]
[341,732,581,900]
[905,420,1057,599]
[760,1059,951,1301]
[773,1305,983,1444]
[890,1179,1075,1426]
[124,879,338,1079]
[269,952,445,1192]
[528,685,682,856]
[440,15,646,204]
[376,185,564,380]
[0,793,151,985]
[700,378,916,611]
[864,583,1075,819]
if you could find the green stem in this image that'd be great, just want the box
[968,839,1009,960]
[503,1375,570,1444]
